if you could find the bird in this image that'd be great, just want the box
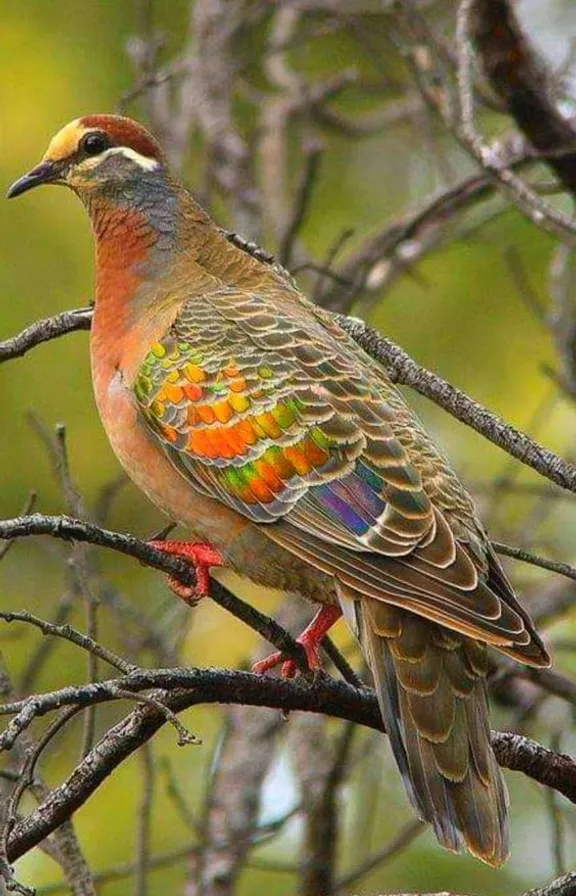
[8,114,550,866]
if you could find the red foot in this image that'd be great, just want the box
[252,605,342,678]
[149,540,224,605]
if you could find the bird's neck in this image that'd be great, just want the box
[85,177,180,382]
[86,177,186,314]
[86,179,277,314]
[85,179,281,379]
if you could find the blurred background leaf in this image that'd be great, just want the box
[0,1,575,893]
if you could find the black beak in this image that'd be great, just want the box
[7,160,62,199]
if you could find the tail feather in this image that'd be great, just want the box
[345,591,510,866]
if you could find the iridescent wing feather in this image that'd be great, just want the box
[134,285,547,666]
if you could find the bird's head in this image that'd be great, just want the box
[7,115,167,200]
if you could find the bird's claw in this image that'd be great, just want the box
[252,634,323,679]
[252,605,342,678]
[149,540,224,605]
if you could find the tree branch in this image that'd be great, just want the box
[0,308,91,364]
[396,1,576,245]
[471,0,576,199]
[3,667,574,864]
[0,512,313,675]
[524,872,576,896]
[337,316,576,494]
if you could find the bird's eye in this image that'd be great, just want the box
[80,132,111,156]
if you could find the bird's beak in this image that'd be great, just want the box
[7,160,64,199]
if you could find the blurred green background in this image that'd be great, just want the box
[0,1,575,893]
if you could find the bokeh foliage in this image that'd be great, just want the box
[0,1,575,893]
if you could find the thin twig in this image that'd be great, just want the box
[279,140,324,267]
[0,610,136,675]
[0,493,36,562]
[134,745,155,896]
[336,818,425,891]
[160,757,202,837]
[493,542,576,584]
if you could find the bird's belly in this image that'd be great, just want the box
[95,372,335,602]
[97,370,248,543]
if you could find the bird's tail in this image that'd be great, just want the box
[341,593,509,866]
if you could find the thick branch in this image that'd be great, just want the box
[3,668,574,863]
[471,0,576,198]
[524,873,576,896]
[337,316,576,494]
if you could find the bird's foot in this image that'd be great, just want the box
[252,605,342,679]
[149,540,224,605]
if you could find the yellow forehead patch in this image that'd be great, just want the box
[42,119,89,162]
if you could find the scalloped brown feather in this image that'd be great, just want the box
[356,599,510,865]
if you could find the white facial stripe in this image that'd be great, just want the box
[76,145,159,173]
[107,146,159,171]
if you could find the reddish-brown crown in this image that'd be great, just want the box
[79,115,164,161]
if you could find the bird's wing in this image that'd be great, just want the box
[134,285,547,665]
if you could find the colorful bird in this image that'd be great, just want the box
[8,115,550,866]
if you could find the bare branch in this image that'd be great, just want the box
[395,1,576,245]
[545,732,568,877]
[470,0,576,199]
[335,818,424,891]
[494,542,576,584]
[520,667,576,708]
[0,492,36,562]
[0,656,94,896]
[525,872,576,896]
[291,715,354,895]
[259,6,304,243]
[0,308,91,364]
[454,0,576,243]
[134,745,155,896]
[2,669,573,864]
[0,609,136,675]
[180,0,262,233]
[0,512,311,674]
[337,316,576,494]
[279,139,324,268]
[188,599,309,895]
